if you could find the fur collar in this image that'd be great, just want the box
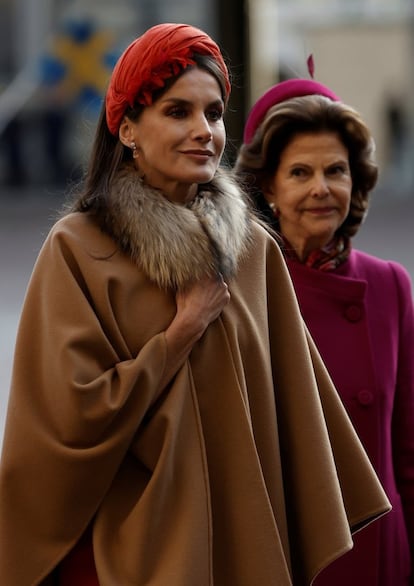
[101,166,252,290]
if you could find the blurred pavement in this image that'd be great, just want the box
[0,185,413,445]
[0,187,65,442]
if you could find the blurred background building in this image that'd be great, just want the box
[275,0,414,192]
[0,0,219,186]
[1,0,413,189]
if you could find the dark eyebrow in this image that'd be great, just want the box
[327,158,350,167]
[161,97,224,108]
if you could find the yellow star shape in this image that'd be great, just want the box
[49,29,114,101]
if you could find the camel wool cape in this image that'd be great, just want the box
[0,168,390,585]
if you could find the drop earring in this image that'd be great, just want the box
[131,141,138,159]
[130,141,145,180]
[268,202,280,218]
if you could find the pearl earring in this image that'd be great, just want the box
[268,202,280,218]
[131,141,138,159]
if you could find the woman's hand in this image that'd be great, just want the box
[162,275,230,384]
[174,274,230,338]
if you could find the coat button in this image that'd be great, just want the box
[357,390,374,406]
[344,304,363,322]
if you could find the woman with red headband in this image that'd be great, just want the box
[0,25,390,585]
[235,78,414,585]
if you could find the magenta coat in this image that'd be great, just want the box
[286,249,414,586]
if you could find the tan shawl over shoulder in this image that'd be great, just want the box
[0,169,390,585]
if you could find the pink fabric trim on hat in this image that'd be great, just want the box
[243,79,340,144]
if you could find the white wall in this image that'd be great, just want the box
[304,22,412,171]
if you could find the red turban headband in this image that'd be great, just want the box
[105,23,231,136]
[243,79,340,144]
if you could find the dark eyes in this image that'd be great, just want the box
[290,165,348,177]
[166,106,223,121]
[290,167,306,177]
[206,108,224,122]
[167,106,187,119]
[328,164,348,175]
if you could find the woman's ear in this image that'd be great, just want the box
[262,178,275,201]
[263,184,273,197]
[262,181,279,213]
[118,117,134,148]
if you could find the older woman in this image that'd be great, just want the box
[235,78,414,585]
[0,30,390,585]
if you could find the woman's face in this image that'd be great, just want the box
[121,67,226,203]
[265,131,352,260]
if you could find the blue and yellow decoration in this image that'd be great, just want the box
[39,18,119,115]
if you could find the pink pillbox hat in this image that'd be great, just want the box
[243,78,340,144]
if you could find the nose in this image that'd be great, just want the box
[310,173,330,197]
[193,114,212,141]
